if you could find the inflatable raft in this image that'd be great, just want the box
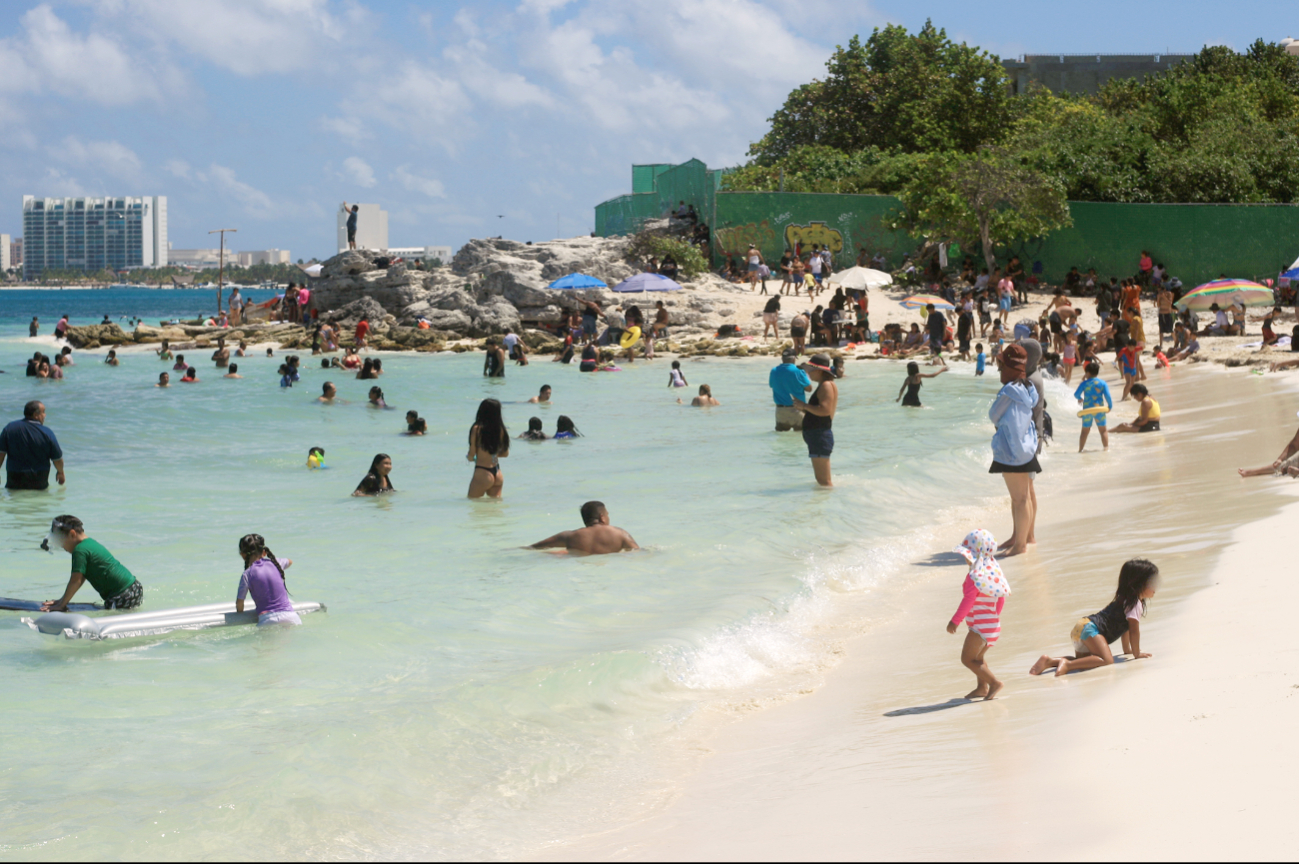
[22,600,325,640]
[1,597,100,612]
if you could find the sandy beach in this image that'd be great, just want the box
[547,364,1299,860]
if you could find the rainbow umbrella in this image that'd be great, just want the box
[1175,279,1274,312]
[899,294,954,311]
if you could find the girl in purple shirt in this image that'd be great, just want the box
[235,534,299,626]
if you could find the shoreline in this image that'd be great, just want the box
[545,364,1299,860]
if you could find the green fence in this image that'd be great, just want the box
[632,164,674,195]
[596,160,1299,287]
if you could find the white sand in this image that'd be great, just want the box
[549,367,1299,860]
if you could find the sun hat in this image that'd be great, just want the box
[803,353,834,376]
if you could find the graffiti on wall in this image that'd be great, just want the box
[784,221,844,256]
[715,220,778,256]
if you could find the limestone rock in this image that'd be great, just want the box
[65,323,132,348]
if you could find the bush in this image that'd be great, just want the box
[626,232,709,280]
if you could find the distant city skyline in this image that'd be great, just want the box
[2,1,1295,261]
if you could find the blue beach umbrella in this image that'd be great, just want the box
[611,272,683,292]
[548,273,607,289]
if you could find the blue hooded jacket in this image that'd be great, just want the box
[989,380,1040,466]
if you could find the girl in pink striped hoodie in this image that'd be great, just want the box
[947,529,1012,700]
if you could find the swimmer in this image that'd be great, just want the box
[527,385,552,404]
[404,411,427,435]
[181,366,199,383]
[235,533,300,626]
[368,386,390,409]
[266,347,275,357]
[223,363,242,379]
[519,417,547,440]
[353,453,395,496]
[687,384,720,407]
[278,363,294,388]
[236,340,248,357]
[103,349,119,367]
[156,372,170,388]
[896,361,947,407]
[528,501,640,555]
[467,399,509,499]
[212,337,230,369]
[553,415,581,439]
[157,340,172,361]
[307,447,325,469]
[40,515,144,612]
[319,382,337,403]
[667,360,688,388]
[173,354,186,371]
[371,358,384,376]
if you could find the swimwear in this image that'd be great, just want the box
[1137,420,1161,432]
[474,463,499,477]
[901,380,922,407]
[790,326,806,338]
[669,369,686,387]
[989,457,1042,474]
[104,579,144,611]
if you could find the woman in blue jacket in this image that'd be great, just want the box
[988,343,1040,556]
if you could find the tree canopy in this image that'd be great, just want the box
[728,29,1299,207]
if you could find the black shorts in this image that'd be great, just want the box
[989,457,1042,474]
[347,229,356,242]
[803,427,834,459]
[104,579,143,610]
[5,470,50,490]
[959,338,971,352]
[1158,313,1174,334]
[1050,319,1063,334]
[1137,420,1161,432]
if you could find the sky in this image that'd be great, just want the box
[1,0,1296,261]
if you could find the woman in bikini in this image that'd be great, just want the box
[467,398,509,499]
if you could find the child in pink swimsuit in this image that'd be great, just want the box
[947,529,1011,700]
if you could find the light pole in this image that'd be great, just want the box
[208,228,237,315]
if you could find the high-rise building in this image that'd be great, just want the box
[336,202,388,253]
[0,234,10,272]
[10,237,21,269]
[22,195,168,279]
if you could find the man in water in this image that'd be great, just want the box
[483,340,506,377]
[529,501,639,555]
[527,385,551,404]
[211,336,230,369]
[769,349,811,431]
[502,329,529,365]
[319,382,337,403]
[342,202,359,250]
[29,317,38,337]
[0,400,66,491]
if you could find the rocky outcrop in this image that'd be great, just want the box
[64,323,134,348]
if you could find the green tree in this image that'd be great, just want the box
[889,148,1072,271]
[748,22,1011,164]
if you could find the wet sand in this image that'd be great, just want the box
[548,365,1299,860]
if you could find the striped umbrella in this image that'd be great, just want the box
[899,294,955,311]
[1175,279,1274,312]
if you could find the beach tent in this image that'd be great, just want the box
[828,266,892,290]
[549,273,607,289]
[611,273,683,292]
[1282,254,1299,280]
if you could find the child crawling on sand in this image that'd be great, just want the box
[1030,559,1158,677]
[948,529,1011,700]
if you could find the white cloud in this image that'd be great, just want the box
[343,156,376,188]
[393,166,446,199]
[164,159,192,178]
[56,136,144,183]
[0,5,173,104]
[39,167,87,197]
[319,115,372,145]
[443,41,555,109]
[200,164,277,219]
[335,60,474,151]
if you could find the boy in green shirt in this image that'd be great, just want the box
[41,515,143,611]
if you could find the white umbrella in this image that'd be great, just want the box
[300,263,324,278]
[828,266,892,290]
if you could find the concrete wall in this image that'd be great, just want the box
[1002,54,1194,96]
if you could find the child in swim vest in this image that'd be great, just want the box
[1030,559,1158,677]
[307,447,325,469]
[947,529,1010,700]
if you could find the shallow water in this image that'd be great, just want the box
[1,290,1066,859]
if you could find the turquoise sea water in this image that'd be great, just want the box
[0,289,1063,859]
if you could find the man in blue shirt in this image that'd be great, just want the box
[769,349,812,431]
[0,401,65,490]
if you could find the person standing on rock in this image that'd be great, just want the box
[355,316,370,351]
[342,202,359,250]
[229,287,242,324]
[581,299,601,346]
[0,401,65,491]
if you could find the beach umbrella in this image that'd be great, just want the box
[899,294,955,311]
[1282,253,1299,280]
[828,266,892,290]
[548,273,607,290]
[610,272,683,292]
[1175,279,1274,312]
[299,263,323,278]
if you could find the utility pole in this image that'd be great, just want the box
[208,228,237,315]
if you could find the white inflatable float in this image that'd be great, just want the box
[22,600,325,640]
